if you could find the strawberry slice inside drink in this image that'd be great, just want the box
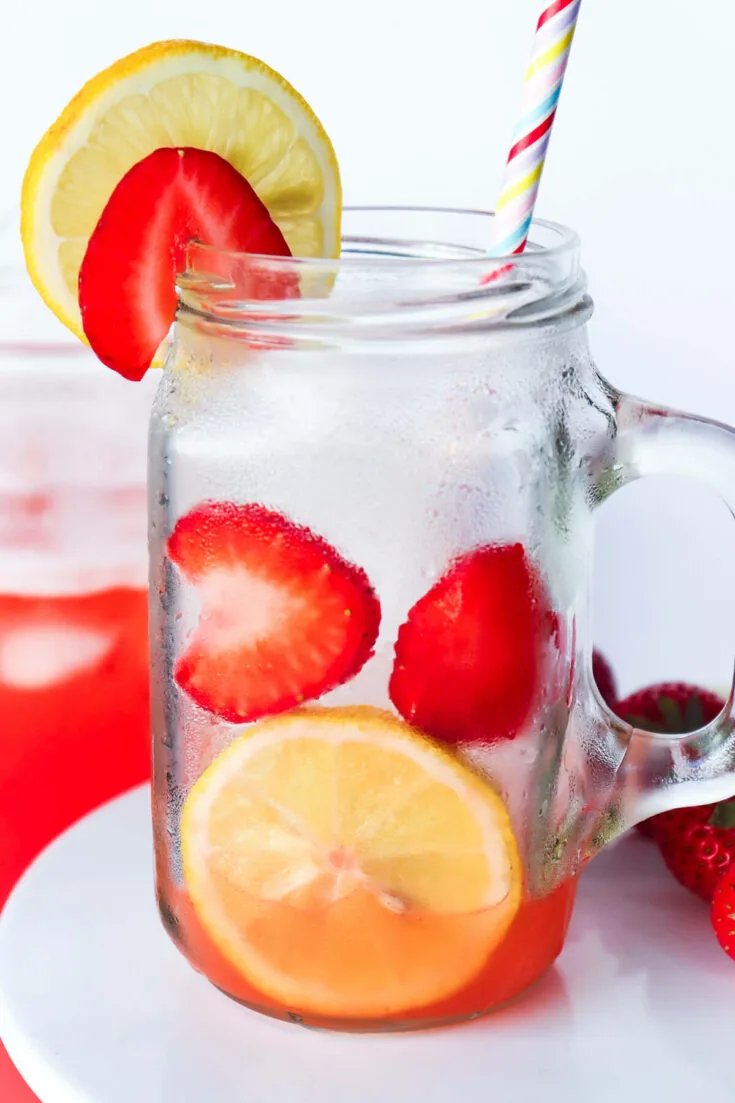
[79,147,292,381]
[389,543,558,746]
[167,502,381,724]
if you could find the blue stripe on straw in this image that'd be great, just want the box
[512,83,563,142]
[489,214,534,258]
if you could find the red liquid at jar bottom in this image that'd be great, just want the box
[0,587,150,909]
[162,877,578,1031]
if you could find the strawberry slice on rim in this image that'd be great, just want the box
[79,147,292,381]
[167,502,381,724]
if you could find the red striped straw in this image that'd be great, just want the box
[489,0,582,257]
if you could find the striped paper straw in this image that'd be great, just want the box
[489,0,582,257]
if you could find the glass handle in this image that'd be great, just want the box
[588,386,735,828]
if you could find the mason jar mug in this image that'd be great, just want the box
[149,208,735,1031]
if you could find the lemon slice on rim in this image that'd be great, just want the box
[181,706,522,1018]
[21,39,341,343]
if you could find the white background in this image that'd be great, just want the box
[2,0,734,695]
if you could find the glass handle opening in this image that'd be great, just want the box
[588,384,735,827]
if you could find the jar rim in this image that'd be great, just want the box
[176,206,590,343]
[183,206,581,273]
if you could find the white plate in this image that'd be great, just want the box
[0,786,733,1103]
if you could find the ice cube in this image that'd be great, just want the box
[0,622,115,689]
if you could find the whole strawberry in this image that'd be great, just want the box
[655,801,735,901]
[712,872,735,961]
[615,684,725,839]
[617,683,724,738]
[592,650,617,708]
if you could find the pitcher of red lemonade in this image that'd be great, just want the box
[149,208,735,1031]
[0,262,155,901]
